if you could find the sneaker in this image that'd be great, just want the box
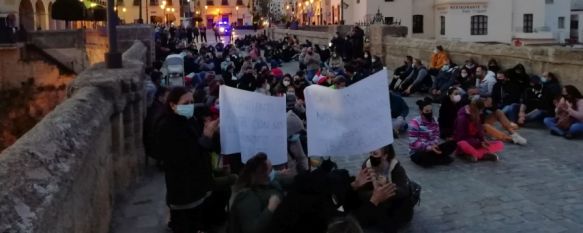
[482,153,499,161]
[565,133,574,140]
[550,130,562,136]
[511,133,527,145]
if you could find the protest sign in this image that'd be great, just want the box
[219,85,288,164]
[304,69,394,156]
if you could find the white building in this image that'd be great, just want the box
[341,0,572,44]
[571,0,583,42]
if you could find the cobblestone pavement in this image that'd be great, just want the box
[110,61,583,233]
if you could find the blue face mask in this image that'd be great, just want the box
[288,133,301,142]
[175,104,194,118]
[269,169,276,182]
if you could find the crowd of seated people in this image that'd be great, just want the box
[141,29,582,233]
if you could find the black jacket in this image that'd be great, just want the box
[439,98,464,139]
[491,81,522,109]
[157,112,214,205]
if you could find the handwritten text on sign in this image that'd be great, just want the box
[219,85,287,164]
[304,69,394,156]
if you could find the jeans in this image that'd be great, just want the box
[392,116,408,132]
[544,117,583,137]
[524,109,547,123]
[501,104,520,122]
[306,69,317,83]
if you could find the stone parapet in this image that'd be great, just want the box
[382,37,583,89]
[0,41,148,233]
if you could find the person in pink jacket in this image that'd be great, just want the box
[544,85,583,139]
[453,97,504,162]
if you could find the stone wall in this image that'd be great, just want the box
[382,37,583,89]
[272,26,583,89]
[27,30,85,49]
[0,41,148,233]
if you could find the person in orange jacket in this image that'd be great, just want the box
[429,45,449,77]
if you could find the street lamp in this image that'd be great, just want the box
[236,6,239,24]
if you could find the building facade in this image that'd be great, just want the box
[571,0,583,42]
[121,0,253,27]
[342,0,572,44]
[0,0,69,31]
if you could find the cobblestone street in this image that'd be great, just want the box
[110,61,583,233]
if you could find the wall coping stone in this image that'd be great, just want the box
[0,40,147,233]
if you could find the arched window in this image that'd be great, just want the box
[471,15,487,35]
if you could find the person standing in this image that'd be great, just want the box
[303,47,321,83]
[200,25,207,43]
[156,87,219,233]
[213,24,221,42]
[193,26,200,43]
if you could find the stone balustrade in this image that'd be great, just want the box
[270,26,583,89]
[0,40,148,233]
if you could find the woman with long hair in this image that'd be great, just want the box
[453,97,505,162]
[544,85,583,139]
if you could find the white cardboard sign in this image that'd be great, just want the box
[304,69,394,156]
[219,85,288,164]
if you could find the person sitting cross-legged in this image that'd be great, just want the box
[453,97,504,162]
[408,97,456,167]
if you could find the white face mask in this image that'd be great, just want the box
[226,57,230,62]
[461,73,468,78]
[364,54,369,58]
[175,104,194,118]
[372,59,377,63]
[283,80,291,86]
[451,94,462,103]
[433,49,439,54]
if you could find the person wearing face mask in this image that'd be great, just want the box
[540,72,562,117]
[354,144,412,233]
[303,47,322,83]
[407,97,456,167]
[429,45,449,77]
[455,67,475,91]
[514,75,547,125]
[454,97,504,162]
[221,56,235,72]
[439,87,465,139]
[371,55,383,73]
[156,87,220,233]
[390,56,414,91]
[399,59,430,96]
[491,70,523,122]
[230,153,285,233]
[464,58,477,75]
[327,52,345,73]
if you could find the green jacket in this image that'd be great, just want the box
[230,185,281,233]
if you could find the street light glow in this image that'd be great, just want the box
[171,8,175,12]
[205,5,208,9]
[122,7,127,12]
[236,6,239,10]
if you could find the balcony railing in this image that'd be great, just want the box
[514,26,551,33]
[221,0,228,5]
[207,0,214,5]
[236,0,243,5]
